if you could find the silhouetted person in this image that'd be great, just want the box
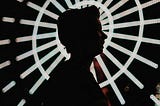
[26,6,108,106]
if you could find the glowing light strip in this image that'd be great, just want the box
[17,0,24,2]
[110,32,160,45]
[90,62,98,82]
[16,40,57,61]
[29,54,64,94]
[20,48,59,79]
[112,0,159,22]
[103,49,144,89]
[150,94,160,106]
[109,42,158,68]
[96,55,125,105]
[109,0,129,13]
[0,39,11,45]
[103,18,160,30]
[17,99,26,106]
[0,60,11,69]
[32,0,51,80]
[75,0,80,4]
[27,1,58,20]
[2,17,15,23]
[97,0,103,3]
[2,81,16,93]
[20,19,57,29]
[50,0,66,13]
[142,37,160,45]
[103,0,113,7]
[65,0,73,7]
[100,0,129,21]
[15,32,56,43]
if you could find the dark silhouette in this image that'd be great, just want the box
[27,6,108,106]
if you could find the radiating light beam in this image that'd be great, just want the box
[96,55,125,105]
[0,39,11,45]
[29,54,64,94]
[64,0,73,7]
[109,42,158,68]
[17,99,26,106]
[2,17,15,23]
[150,94,160,106]
[2,81,16,93]
[15,32,56,43]
[109,32,160,45]
[19,19,57,29]
[27,1,58,20]
[16,40,57,61]
[20,48,59,79]
[0,60,11,69]
[103,49,144,89]
[102,18,160,30]
[110,0,160,22]
[50,0,66,13]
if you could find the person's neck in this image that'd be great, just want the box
[69,54,93,69]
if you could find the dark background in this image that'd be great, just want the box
[0,0,160,106]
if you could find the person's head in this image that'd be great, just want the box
[57,6,107,58]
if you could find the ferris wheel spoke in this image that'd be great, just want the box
[16,40,57,61]
[27,1,58,20]
[29,53,64,94]
[20,48,59,79]
[0,60,11,69]
[19,19,57,29]
[15,32,56,43]
[50,0,66,13]
[96,55,125,105]
[109,42,158,68]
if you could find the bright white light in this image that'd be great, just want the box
[20,19,57,29]
[150,94,160,106]
[0,39,11,45]
[17,0,24,2]
[96,55,125,105]
[0,60,11,69]
[50,0,66,13]
[29,54,64,94]
[65,0,73,7]
[16,40,57,61]
[16,32,56,43]
[20,48,59,79]
[17,99,26,106]
[2,17,15,23]
[2,81,16,93]
[27,1,59,20]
